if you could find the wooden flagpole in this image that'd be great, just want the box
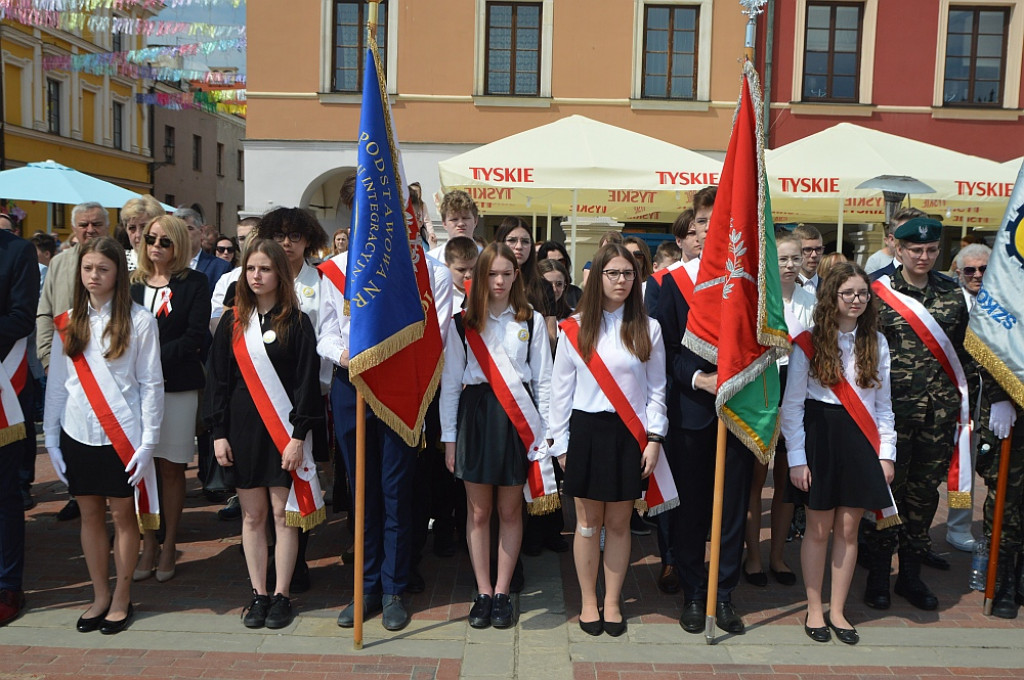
[353,0,381,650]
[704,419,728,643]
[983,428,1014,615]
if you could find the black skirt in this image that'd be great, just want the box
[225,384,293,490]
[61,429,133,499]
[563,410,644,503]
[455,383,528,487]
[788,400,894,512]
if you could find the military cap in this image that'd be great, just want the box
[894,217,942,243]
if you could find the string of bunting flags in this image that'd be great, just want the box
[136,90,245,115]
[44,57,246,82]
[0,7,246,37]
[41,38,246,71]
[0,0,243,9]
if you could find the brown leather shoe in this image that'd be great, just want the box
[658,564,681,594]
[0,589,25,627]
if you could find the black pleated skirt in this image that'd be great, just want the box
[455,383,528,487]
[788,399,894,512]
[563,410,644,503]
[61,429,133,498]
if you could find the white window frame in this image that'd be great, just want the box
[319,0,399,96]
[632,0,713,102]
[44,72,70,136]
[474,0,554,99]
[933,0,1023,109]
[791,0,877,105]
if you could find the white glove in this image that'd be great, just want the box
[989,401,1018,440]
[47,447,68,486]
[125,445,156,487]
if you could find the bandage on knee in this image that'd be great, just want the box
[577,524,595,538]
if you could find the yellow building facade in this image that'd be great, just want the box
[1,15,153,238]
[245,0,752,236]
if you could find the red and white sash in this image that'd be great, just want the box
[317,256,346,293]
[872,276,972,507]
[463,320,559,515]
[560,317,679,515]
[0,338,28,446]
[669,257,699,306]
[232,311,326,530]
[790,328,900,528]
[53,312,160,530]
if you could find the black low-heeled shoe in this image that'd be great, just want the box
[770,567,797,586]
[603,616,627,637]
[76,603,110,633]
[99,603,134,635]
[578,615,603,636]
[743,569,768,587]
[825,613,859,645]
[804,615,831,643]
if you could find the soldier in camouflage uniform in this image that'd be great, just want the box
[955,244,1024,618]
[864,218,969,611]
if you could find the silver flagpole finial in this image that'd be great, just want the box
[739,0,768,18]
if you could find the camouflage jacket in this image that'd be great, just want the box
[878,267,968,421]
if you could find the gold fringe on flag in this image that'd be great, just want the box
[287,506,326,532]
[0,423,26,448]
[137,512,160,532]
[527,493,561,516]
[966,329,1024,409]
[948,490,973,510]
[875,514,902,530]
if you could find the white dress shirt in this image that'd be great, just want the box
[798,273,820,296]
[44,301,164,449]
[439,308,552,443]
[780,285,817,366]
[781,328,896,467]
[210,266,242,327]
[548,308,667,456]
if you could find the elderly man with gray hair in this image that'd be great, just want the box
[174,207,230,296]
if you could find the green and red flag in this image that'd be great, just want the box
[682,61,790,463]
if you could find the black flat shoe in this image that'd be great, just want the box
[468,594,492,629]
[579,615,603,636]
[804,615,830,643]
[744,569,768,587]
[76,603,110,633]
[922,550,951,571]
[603,616,626,637]
[771,567,797,586]
[825,614,859,645]
[99,603,134,635]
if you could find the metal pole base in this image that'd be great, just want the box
[984,598,993,616]
[704,615,717,645]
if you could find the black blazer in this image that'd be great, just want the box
[652,271,717,431]
[0,231,38,359]
[131,268,211,393]
[195,250,232,296]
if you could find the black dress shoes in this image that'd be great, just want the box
[99,603,133,635]
[490,593,514,629]
[658,564,681,594]
[743,569,768,587]
[922,550,951,571]
[804,615,830,643]
[468,594,492,629]
[578,615,603,636]
[770,567,797,586]
[603,616,627,637]
[826,613,859,645]
[679,599,705,633]
[715,601,745,634]
[76,603,110,633]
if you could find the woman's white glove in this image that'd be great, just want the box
[989,400,1018,440]
[47,447,68,486]
[125,445,156,487]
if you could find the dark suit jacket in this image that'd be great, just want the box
[131,269,211,393]
[195,250,232,296]
[652,271,717,431]
[0,231,38,360]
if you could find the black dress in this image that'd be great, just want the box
[205,307,323,490]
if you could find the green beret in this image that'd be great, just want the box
[894,217,942,243]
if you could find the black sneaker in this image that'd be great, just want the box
[242,592,271,628]
[265,593,293,629]
[491,593,514,629]
[468,594,492,629]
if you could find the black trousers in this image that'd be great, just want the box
[666,423,754,603]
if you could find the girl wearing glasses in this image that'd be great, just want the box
[549,244,667,637]
[440,242,553,630]
[130,216,212,584]
[782,261,896,646]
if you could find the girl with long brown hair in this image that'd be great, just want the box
[440,242,552,631]
[206,239,323,630]
[549,244,665,637]
[781,261,895,646]
[45,236,163,634]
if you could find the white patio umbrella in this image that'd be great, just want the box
[0,160,169,209]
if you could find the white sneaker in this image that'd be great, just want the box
[947,533,976,552]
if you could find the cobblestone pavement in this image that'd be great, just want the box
[2,442,1023,679]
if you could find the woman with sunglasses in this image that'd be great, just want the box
[129,215,212,583]
[215,235,238,267]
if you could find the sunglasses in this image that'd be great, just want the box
[961,265,987,277]
[144,234,173,248]
[216,245,236,254]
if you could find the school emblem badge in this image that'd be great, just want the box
[1006,201,1024,272]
